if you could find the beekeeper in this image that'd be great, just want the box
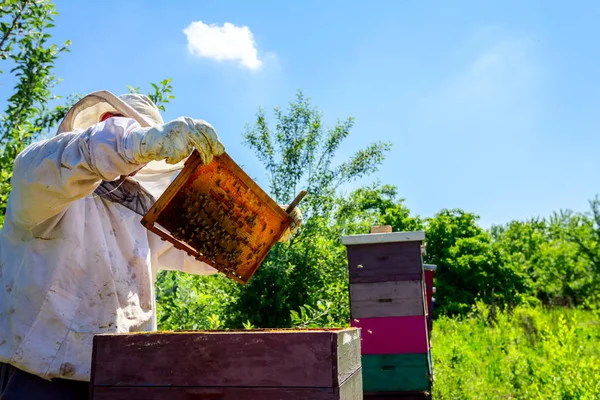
[0,91,302,399]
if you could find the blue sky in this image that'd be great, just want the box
[27,1,600,226]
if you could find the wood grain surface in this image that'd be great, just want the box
[91,369,363,400]
[91,329,361,388]
[347,242,423,284]
[349,281,425,318]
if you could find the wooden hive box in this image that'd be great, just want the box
[141,150,305,284]
[349,280,426,319]
[341,231,425,284]
[90,328,362,400]
[361,353,431,392]
[350,316,429,355]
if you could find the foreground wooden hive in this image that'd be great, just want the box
[90,328,362,400]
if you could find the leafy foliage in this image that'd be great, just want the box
[424,209,527,316]
[0,0,71,226]
[222,91,391,328]
[0,0,176,228]
[127,78,175,112]
[432,304,600,399]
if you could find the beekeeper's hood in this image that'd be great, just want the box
[57,90,185,199]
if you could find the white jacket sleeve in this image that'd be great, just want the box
[9,117,144,229]
[149,233,218,276]
[158,247,219,276]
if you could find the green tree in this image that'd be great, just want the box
[489,204,599,309]
[0,0,72,226]
[127,78,175,112]
[425,209,526,316]
[548,199,600,308]
[220,90,392,328]
[555,198,600,277]
[335,182,423,234]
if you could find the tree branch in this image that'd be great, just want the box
[0,1,28,54]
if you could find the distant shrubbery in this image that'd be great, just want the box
[431,303,600,399]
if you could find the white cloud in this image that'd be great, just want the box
[183,21,263,70]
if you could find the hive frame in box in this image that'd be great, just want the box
[141,150,301,284]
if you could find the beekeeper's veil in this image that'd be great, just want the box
[56,90,186,212]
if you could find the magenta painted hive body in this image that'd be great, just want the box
[351,316,429,354]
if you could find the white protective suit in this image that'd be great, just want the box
[0,91,225,382]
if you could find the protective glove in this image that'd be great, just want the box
[278,205,303,243]
[128,117,225,165]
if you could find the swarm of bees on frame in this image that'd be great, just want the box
[170,180,270,281]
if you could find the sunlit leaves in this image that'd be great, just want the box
[128,78,175,112]
[0,0,71,226]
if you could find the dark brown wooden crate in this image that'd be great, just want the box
[91,328,360,389]
[349,281,425,318]
[91,370,361,400]
[91,369,362,400]
[347,242,423,284]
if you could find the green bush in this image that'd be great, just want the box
[431,303,600,399]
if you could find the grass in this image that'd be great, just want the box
[430,303,600,399]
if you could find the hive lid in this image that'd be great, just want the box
[341,230,425,246]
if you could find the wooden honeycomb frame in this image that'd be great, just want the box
[141,150,301,284]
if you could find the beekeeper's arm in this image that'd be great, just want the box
[153,237,218,275]
[9,116,224,229]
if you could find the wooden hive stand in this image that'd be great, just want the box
[90,328,363,400]
[342,226,433,399]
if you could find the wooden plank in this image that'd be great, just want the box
[337,327,362,384]
[349,281,425,318]
[91,328,360,388]
[347,242,423,284]
[351,316,429,354]
[423,269,434,311]
[342,231,425,246]
[362,354,431,392]
[91,370,363,400]
[370,225,392,234]
[427,350,433,381]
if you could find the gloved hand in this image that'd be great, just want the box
[278,205,303,243]
[128,117,225,165]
